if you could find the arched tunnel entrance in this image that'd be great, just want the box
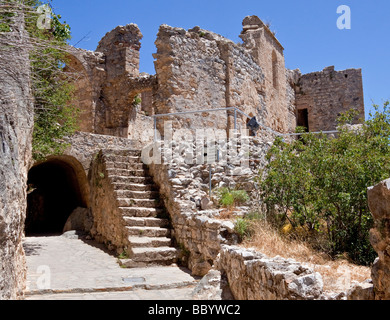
[25,156,89,236]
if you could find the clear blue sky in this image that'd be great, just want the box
[52,0,390,118]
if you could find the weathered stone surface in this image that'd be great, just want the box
[0,11,33,299]
[368,179,390,221]
[239,15,290,133]
[295,66,365,132]
[63,207,92,233]
[191,269,234,300]
[367,179,390,300]
[153,24,227,133]
[89,150,131,252]
[96,24,142,79]
[216,246,324,300]
[64,47,106,133]
[347,280,375,300]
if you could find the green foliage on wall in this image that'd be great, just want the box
[22,0,78,160]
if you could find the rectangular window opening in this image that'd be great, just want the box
[297,108,309,132]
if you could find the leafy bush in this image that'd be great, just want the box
[257,104,390,266]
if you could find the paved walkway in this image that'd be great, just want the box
[23,233,200,300]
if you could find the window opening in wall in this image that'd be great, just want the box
[297,108,309,132]
[272,51,278,89]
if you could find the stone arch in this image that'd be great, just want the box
[64,50,95,133]
[25,155,90,235]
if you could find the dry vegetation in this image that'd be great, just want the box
[220,212,371,293]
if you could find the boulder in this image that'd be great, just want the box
[367,178,390,300]
[63,207,91,233]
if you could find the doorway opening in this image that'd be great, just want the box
[25,156,89,236]
[297,108,309,132]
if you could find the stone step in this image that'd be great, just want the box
[103,149,142,157]
[119,207,163,218]
[104,155,142,164]
[109,176,153,184]
[115,190,159,199]
[106,168,147,177]
[112,183,158,192]
[126,226,170,238]
[105,161,146,170]
[128,236,172,248]
[130,247,179,262]
[119,247,179,268]
[117,198,160,208]
[124,216,169,228]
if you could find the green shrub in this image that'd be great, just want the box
[216,187,249,208]
[230,190,250,205]
[234,217,252,241]
[257,104,390,265]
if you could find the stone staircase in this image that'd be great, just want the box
[103,149,179,268]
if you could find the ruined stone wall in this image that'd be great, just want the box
[152,22,292,139]
[66,24,158,139]
[295,66,365,132]
[64,131,137,173]
[216,246,324,300]
[286,69,300,133]
[96,24,142,79]
[146,131,274,276]
[153,25,227,135]
[240,16,290,133]
[218,34,266,131]
[96,24,144,137]
[0,13,34,299]
[68,17,297,143]
[64,48,106,133]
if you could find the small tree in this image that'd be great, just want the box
[258,103,390,265]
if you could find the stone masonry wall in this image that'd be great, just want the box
[217,31,266,131]
[64,47,106,133]
[216,246,324,300]
[153,23,278,137]
[0,12,34,299]
[240,16,290,133]
[146,131,274,276]
[88,150,129,252]
[64,131,137,173]
[153,25,227,134]
[295,66,365,132]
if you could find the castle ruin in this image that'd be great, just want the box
[1,14,370,300]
